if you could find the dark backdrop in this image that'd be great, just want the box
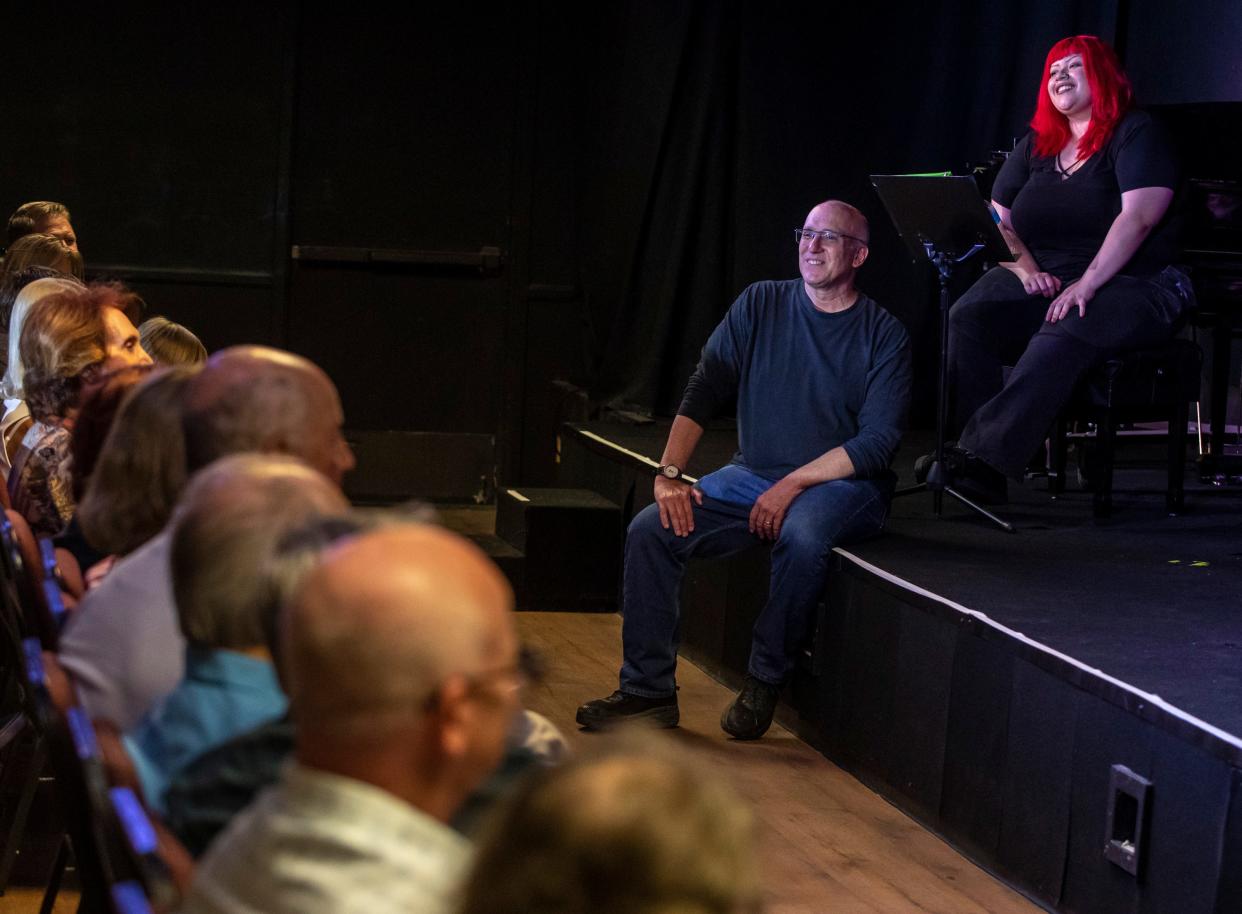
[3,0,1238,497]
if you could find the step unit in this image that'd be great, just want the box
[495,487,622,611]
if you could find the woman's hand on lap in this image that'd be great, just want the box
[1021,271,1062,298]
[1046,279,1095,322]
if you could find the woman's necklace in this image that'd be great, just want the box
[1056,147,1086,178]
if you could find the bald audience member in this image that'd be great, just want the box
[58,346,355,728]
[125,454,349,816]
[183,524,522,914]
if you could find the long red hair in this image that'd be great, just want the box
[1030,35,1132,159]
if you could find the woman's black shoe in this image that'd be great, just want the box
[916,446,1008,505]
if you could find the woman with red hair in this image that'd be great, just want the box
[933,35,1193,503]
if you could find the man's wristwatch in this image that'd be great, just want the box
[656,464,688,482]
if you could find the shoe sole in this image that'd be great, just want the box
[576,705,680,731]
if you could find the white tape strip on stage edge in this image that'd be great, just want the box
[834,547,1242,755]
[575,430,700,484]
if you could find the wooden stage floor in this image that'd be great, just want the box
[517,611,1044,914]
[1,611,1044,914]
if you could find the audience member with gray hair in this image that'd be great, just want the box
[59,345,355,728]
[164,513,385,856]
[164,509,568,857]
[183,523,521,914]
[458,735,761,914]
[123,453,348,816]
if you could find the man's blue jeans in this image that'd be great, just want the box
[619,464,893,697]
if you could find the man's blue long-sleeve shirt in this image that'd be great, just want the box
[677,280,911,480]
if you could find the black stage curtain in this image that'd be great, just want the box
[566,0,1121,418]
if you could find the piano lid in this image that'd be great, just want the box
[1185,178,1242,259]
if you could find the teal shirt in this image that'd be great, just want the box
[125,646,287,816]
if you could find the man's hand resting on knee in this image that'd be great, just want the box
[749,477,804,541]
[655,476,702,537]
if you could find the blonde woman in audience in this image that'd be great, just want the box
[457,736,762,914]
[0,232,84,281]
[0,275,84,476]
[140,316,208,366]
[8,282,152,535]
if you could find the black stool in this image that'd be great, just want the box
[1049,339,1203,517]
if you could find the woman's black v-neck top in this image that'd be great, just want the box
[991,110,1180,282]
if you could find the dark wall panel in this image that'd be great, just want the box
[834,583,904,779]
[1217,768,1242,914]
[1125,0,1242,105]
[996,660,1076,906]
[284,8,522,490]
[1138,731,1232,914]
[124,281,277,352]
[939,629,1015,859]
[286,264,506,434]
[0,6,286,275]
[291,9,516,250]
[887,602,955,819]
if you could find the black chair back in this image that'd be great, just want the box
[39,537,70,630]
[0,517,60,650]
[110,785,178,911]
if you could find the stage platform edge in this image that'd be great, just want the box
[557,420,1242,914]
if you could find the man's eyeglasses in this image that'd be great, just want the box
[795,228,867,246]
[462,661,528,701]
[423,644,543,710]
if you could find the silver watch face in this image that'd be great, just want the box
[661,464,680,479]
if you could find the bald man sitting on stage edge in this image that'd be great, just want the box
[578,200,911,740]
[182,524,523,914]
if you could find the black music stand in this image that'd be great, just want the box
[871,174,1016,533]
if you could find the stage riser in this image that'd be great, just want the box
[678,563,1241,914]
[495,487,623,611]
[559,421,1241,912]
[556,432,644,520]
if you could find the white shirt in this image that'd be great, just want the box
[58,529,184,730]
[182,764,471,914]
